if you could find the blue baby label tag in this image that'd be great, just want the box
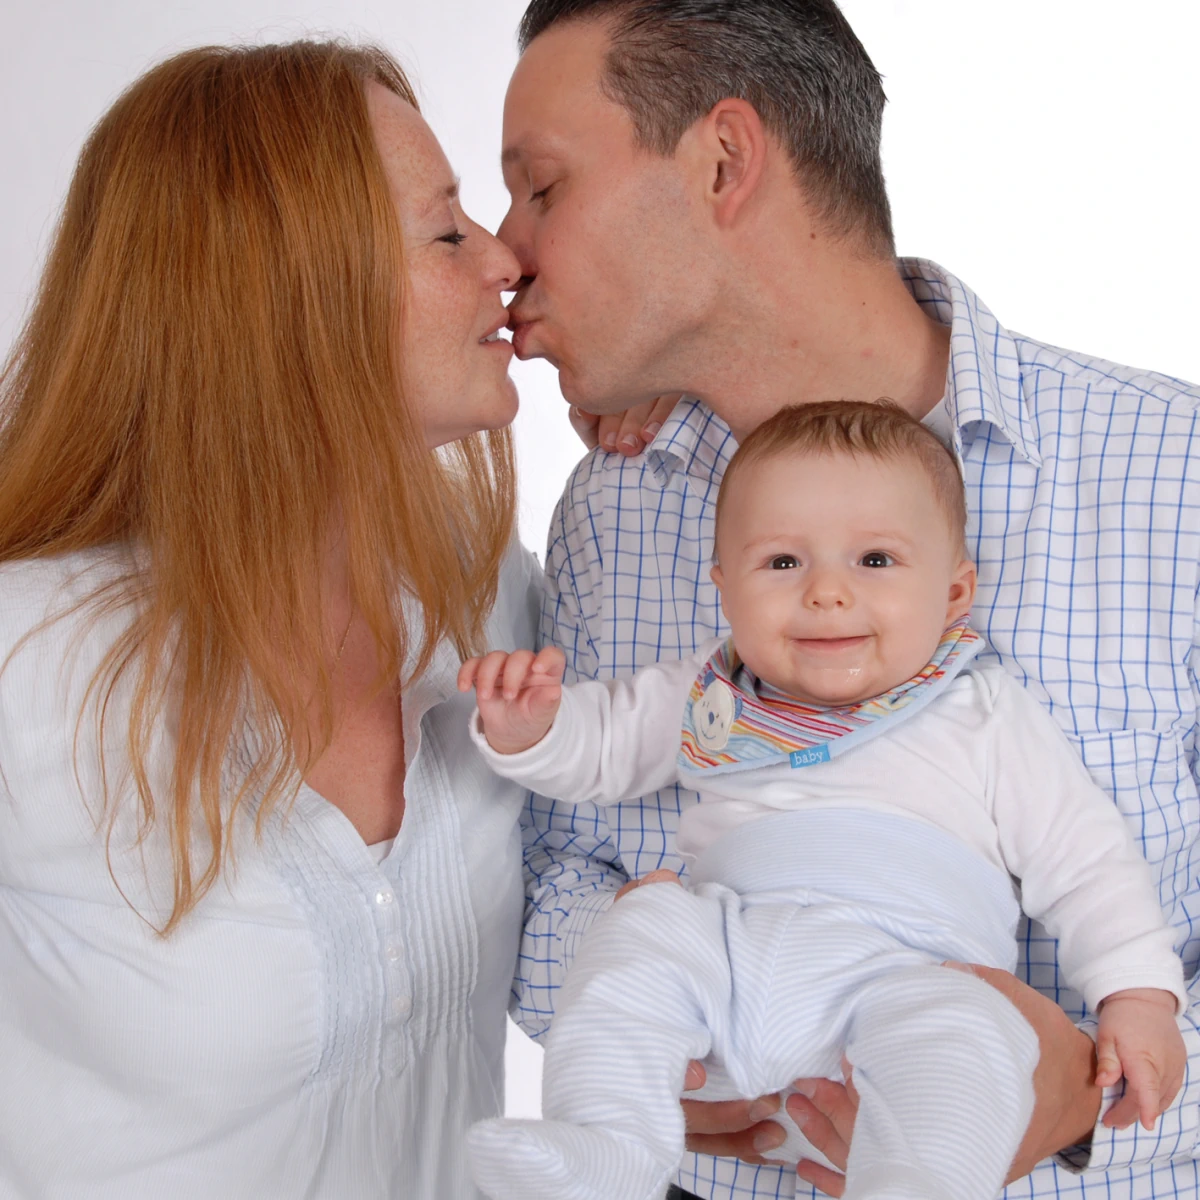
[789,745,831,769]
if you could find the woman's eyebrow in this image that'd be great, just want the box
[421,179,460,218]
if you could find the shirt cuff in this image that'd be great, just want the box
[468,697,575,779]
[1057,1016,1200,1174]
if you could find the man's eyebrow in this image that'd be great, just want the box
[501,138,559,168]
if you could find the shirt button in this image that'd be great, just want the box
[391,994,411,1019]
[385,942,402,963]
[374,888,394,907]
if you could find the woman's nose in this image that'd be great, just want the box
[482,229,522,293]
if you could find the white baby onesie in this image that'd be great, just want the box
[466,645,1184,1200]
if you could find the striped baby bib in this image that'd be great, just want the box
[678,619,984,778]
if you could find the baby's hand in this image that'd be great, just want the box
[457,647,567,755]
[1095,987,1185,1131]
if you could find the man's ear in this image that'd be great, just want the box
[692,98,768,230]
[946,557,977,625]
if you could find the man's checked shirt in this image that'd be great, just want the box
[515,259,1200,1199]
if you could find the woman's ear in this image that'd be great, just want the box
[946,557,977,625]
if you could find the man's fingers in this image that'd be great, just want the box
[641,394,680,442]
[795,1158,847,1198]
[684,1125,776,1163]
[681,1094,778,1136]
[790,1075,856,1154]
[786,1094,850,1172]
[568,405,601,449]
[614,408,650,455]
[594,412,626,453]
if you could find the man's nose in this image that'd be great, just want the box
[803,569,852,610]
[496,208,535,282]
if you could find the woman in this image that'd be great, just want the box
[0,42,537,1198]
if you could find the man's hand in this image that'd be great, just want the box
[786,963,1104,1196]
[570,395,681,456]
[457,647,566,755]
[679,1060,789,1164]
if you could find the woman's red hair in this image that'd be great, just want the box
[0,42,517,931]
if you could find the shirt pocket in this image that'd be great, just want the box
[1067,728,1197,883]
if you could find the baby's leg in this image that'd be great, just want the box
[838,963,1038,1200]
[468,881,773,1200]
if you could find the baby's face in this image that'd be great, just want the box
[711,450,975,706]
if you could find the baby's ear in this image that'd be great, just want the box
[946,557,977,623]
[710,564,730,622]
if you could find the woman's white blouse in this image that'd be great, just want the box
[0,546,541,1200]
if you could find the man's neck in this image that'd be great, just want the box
[680,239,951,442]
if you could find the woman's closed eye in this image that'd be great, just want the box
[438,230,467,247]
[860,551,894,568]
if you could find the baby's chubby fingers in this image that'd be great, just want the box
[1094,1029,1122,1089]
[466,650,514,701]
[502,646,565,699]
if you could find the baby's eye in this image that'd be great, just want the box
[769,555,799,570]
[860,551,894,568]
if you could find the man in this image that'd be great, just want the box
[496,2,1200,1197]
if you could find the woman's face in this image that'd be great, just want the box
[367,84,520,448]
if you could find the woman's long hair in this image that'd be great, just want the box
[0,42,516,932]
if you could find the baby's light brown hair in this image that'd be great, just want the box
[716,400,968,555]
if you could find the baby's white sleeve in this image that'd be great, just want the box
[468,644,716,807]
[985,669,1186,1013]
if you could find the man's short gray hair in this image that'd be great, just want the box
[518,0,894,257]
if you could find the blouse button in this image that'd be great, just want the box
[385,942,402,963]
[391,994,411,1019]
[374,888,394,907]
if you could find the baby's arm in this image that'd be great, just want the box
[1095,988,1186,1130]
[985,671,1186,1127]
[457,644,713,807]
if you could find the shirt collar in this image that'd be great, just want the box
[898,258,1041,466]
[644,396,737,487]
[643,258,1041,486]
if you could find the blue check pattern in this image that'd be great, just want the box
[515,259,1200,1198]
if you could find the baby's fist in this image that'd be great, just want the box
[1096,987,1184,1132]
[458,647,567,755]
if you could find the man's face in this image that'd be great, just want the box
[499,20,714,413]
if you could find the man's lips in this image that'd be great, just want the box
[508,317,537,358]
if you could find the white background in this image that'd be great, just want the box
[3,1,1198,1120]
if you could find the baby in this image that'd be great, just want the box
[462,401,1186,1200]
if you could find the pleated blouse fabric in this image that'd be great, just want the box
[0,543,541,1200]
